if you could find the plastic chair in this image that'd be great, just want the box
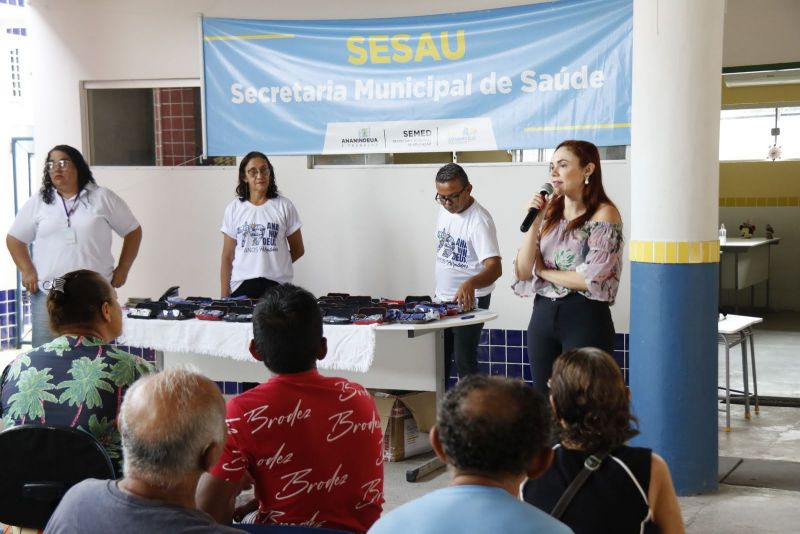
[718,314,763,432]
[0,425,115,530]
[234,524,351,533]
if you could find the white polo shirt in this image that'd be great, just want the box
[8,183,140,281]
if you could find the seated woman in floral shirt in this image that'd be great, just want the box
[513,140,623,396]
[0,269,154,476]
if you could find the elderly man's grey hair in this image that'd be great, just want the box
[119,367,226,489]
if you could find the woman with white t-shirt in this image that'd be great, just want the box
[220,152,304,298]
[6,144,142,347]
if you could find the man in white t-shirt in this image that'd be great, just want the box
[434,163,502,378]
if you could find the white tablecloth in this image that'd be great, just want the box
[120,317,377,372]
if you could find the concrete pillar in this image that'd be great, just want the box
[629,0,725,495]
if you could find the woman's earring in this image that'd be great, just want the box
[584,175,590,185]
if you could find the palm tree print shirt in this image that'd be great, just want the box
[0,335,154,476]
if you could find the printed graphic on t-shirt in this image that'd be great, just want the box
[211,375,384,532]
[437,228,468,268]
[237,221,279,253]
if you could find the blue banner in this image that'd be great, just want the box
[203,0,632,155]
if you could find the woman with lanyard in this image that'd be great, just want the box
[6,145,142,347]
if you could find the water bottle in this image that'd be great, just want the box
[719,223,727,245]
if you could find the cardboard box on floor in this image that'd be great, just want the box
[371,390,437,462]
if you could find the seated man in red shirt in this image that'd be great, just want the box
[197,284,384,532]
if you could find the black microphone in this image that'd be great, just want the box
[519,183,555,233]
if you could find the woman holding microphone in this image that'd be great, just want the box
[513,140,623,395]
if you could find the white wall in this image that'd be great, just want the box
[95,160,631,332]
[1,2,33,289]
[17,0,800,338]
[27,0,635,335]
[722,0,800,67]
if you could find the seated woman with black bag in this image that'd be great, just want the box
[522,347,684,534]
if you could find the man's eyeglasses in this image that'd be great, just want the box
[46,159,71,172]
[434,186,467,204]
[246,166,271,179]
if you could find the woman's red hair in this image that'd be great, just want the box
[541,140,617,236]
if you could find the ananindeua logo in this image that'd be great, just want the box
[339,128,381,148]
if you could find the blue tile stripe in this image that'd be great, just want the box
[448,328,630,389]
[213,381,260,395]
[0,288,30,350]
[115,330,630,395]
[111,344,158,364]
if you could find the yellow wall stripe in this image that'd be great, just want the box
[204,33,295,41]
[630,240,720,264]
[720,196,800,207]
[523,122,631,132]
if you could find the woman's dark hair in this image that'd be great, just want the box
[47,270,114,333]
[40,145,97,204]
[550,347,639,453]
[542,140,616,236]
[236,151,279,201]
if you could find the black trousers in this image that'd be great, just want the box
[444,294,492,379]
[231,277,279,299]
[527,293,614,395]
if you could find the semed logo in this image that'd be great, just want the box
[402,129,432,138]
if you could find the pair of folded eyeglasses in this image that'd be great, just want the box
[159,308,193,320]
[127,308,156,319]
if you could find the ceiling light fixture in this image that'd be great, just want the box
[723,68,800,88]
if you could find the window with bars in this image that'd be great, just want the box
[9,48,22,98]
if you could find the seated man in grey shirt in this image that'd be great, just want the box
[45,368,242,533]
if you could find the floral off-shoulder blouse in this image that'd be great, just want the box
[513,219,623,303]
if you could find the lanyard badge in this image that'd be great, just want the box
[60,189,82,228]
[62,227,77,244]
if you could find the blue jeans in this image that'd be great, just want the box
[30,289,56,348]
[444,294,492,378]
